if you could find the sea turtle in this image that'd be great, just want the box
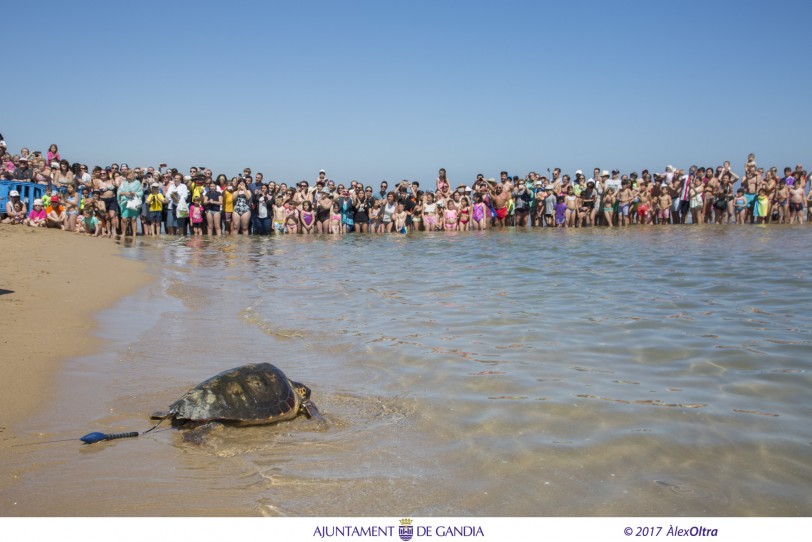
[151,363,324,443]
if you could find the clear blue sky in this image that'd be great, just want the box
[5,0,810,185]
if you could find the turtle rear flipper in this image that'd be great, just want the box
[183,421,224,445]
[151,411,170,420]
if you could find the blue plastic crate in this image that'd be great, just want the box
[0,181,46,215]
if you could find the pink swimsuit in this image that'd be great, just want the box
[444,209,457,230]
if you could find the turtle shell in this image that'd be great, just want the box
[169,363,306,426]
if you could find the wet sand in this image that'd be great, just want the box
[0,226,151,436]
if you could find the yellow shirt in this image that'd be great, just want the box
[223,189,234,213]
[146,192,165,212]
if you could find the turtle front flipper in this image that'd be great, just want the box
[301,400,328,429]
[151,411,170,420]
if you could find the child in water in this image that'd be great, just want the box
[444,200,458,231]
[458,196,471,231]
[330,202,342,234]
[733,188,748,225]
[189,196,204,235]
[554,195,567,227]
[369,199,382,233]
[393,202,408,233]
[300,200,315,234]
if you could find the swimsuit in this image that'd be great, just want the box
[444,209,457,229]
[233,194,250,215]
[302,211,314,227]
[472,203,484,222]
[316,205,331,223]
[423,203,437,229]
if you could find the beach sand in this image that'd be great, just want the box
[0,226,151,434]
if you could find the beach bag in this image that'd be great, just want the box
[126,196,142,211]
[176,196,189,218]
[714,196,727,210]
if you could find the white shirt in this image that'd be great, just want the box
[165,182,188,209]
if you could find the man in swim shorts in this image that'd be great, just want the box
[491,183,511,228]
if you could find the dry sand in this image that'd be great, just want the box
[0,225,151,434]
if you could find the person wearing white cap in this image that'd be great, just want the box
[13,156,34,181]
[145,182,166,236]
[24,198,47,227]
[3,189,27,224]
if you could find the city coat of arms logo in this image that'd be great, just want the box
[398,518,414,541]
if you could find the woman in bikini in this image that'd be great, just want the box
[63,183,81,232]
[564,185,578,228]
[53,159,74,188]
[95,168,119,237]
[702,171,719,224]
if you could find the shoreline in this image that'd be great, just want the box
[0,225,152,438]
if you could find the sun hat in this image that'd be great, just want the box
[51,195,60,202]
[19,156,28,161]
[33,199,42,206]
[150,182,160,188]
[601,170,609,177]
[9,190,19,197]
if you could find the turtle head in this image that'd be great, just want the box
[291,380,312,401]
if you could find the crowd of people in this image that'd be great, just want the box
[2,137,810,237]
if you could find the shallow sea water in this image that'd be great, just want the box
[3,226,812,516]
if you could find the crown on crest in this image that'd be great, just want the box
[399,518,413,526]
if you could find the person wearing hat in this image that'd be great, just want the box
[24,198,47,227]
[2,189,27,224]
[45,194,66,229]
[145,182,165,236]
[12,156,34,181]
